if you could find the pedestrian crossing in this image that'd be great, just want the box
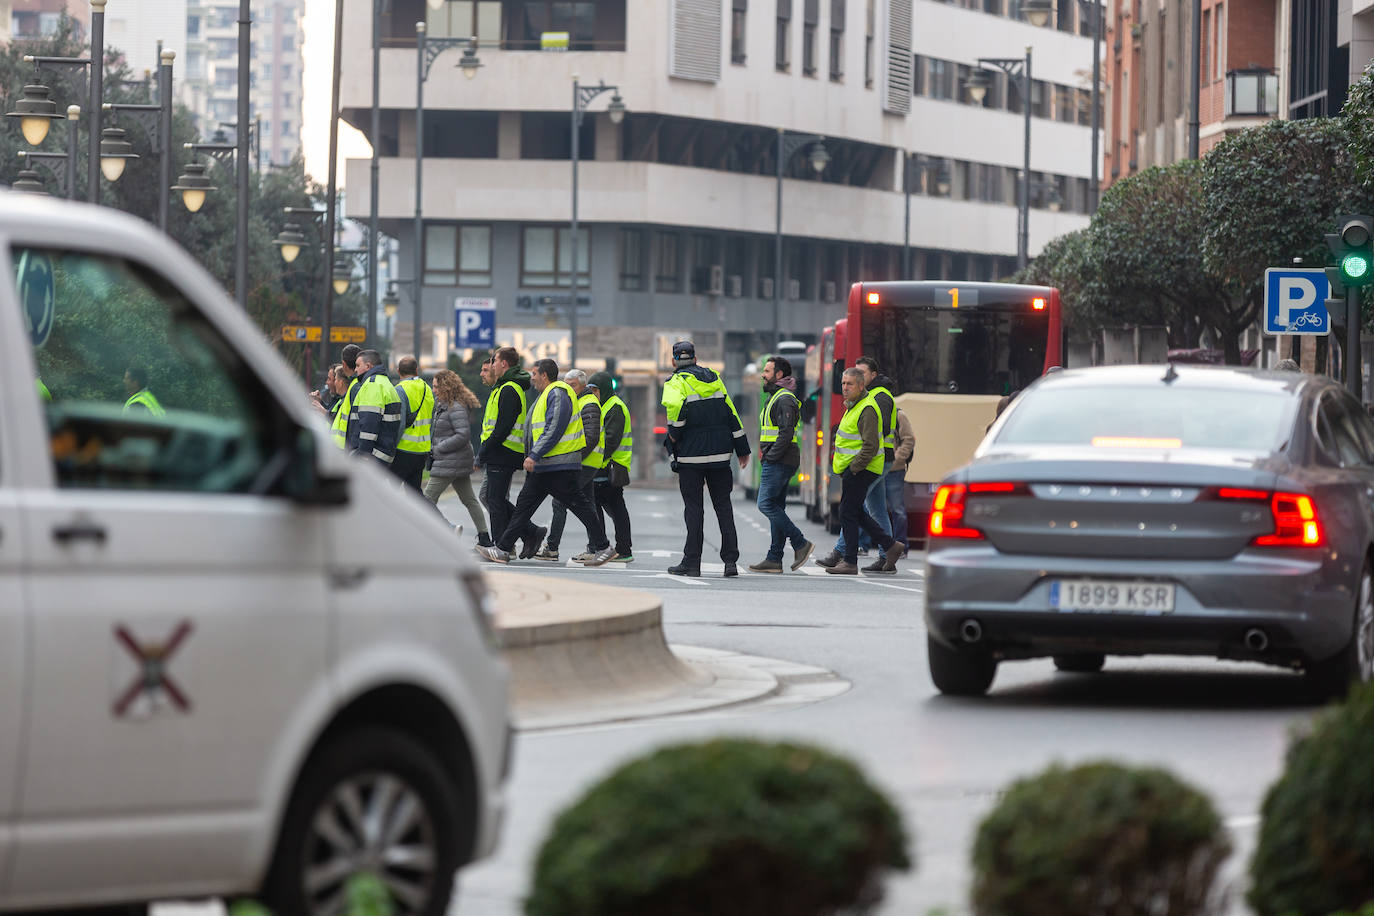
[482,554,925,588]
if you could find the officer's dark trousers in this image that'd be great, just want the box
[483,464,540,548]
[498,469,609,555]
[547,466,598,551]
[677,464,738,566]
[840,469,896,564]
[595,478,633,556]
[391,450,427,492]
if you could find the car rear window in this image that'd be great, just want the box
[994,385,1296,452]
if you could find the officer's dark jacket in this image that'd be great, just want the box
[661,364,750,469]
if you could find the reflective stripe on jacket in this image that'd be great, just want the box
[396,377,434,454]
[600,395,633,470]
[832,392,885,475]
[346,369,403,464]
[123,388,165,417]
[481,380,527,455]
[661,365,749,467]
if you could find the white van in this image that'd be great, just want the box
[0,195,509,915]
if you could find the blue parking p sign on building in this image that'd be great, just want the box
[454,297,496,349]
[1263,268,1331,335]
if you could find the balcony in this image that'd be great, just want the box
[1225,69,1278,118]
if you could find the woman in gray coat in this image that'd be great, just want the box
[423,369,491,546]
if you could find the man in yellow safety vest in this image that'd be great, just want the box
[476,358,614,566]
[590,369,633,562]
[475,347,543,557]
[122,366,165,416]
[535,368,604,561]
[748,355,814,573]
[825,367,904,576]
[392,355,433,492]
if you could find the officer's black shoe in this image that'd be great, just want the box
[519,526,547,560]
[667,562,701,577]
[723,563,739,578]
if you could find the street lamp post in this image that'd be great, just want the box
[101,49,176,230]
[966,47,1034,270]
[15,104,81,198]
[568,76,625,366]
[236,0,251,310]
[414,23,481,364]
[774,129,829,340]
[367,0,384,348]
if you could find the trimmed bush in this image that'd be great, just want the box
[971,761,1230,916]
[524,738,911,916]
[1249,681,1374,916]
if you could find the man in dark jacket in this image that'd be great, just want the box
[476,347,544,558]
[748,356,814,573]
[477,359,613,566]
[661,339,750,578]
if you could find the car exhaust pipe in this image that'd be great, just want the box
[960,618,984,644]
[1244,628,1269,652]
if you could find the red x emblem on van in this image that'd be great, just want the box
[113,621,194,717]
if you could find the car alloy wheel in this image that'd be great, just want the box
[303,772,439,915]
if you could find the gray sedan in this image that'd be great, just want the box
[923,364,1374,697]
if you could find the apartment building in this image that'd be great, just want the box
[338,0,1095,371]
[10,0,88,39]
[183,0,303,163]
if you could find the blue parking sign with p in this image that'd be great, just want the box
[1263,268,1331,335]
[454,298,496,349]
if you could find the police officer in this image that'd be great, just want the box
[477,358,614,566]
[536,368,603,561]
[346,348,402,469]
[590,369,633,562]
[475,347,544,558]
[748,355,814,572]
[828,367,904,576]
[661,339,750,578]
[393,355,433,492]
[122,366,165,416]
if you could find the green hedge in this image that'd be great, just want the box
[525,738,911,916]
[971,761,1230,916]
[1250,681,1374,916]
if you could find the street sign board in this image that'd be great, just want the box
[280,325,366,343]
[1263,268,1331,335]
[454,298,496,349]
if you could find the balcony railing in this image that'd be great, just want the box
[1226,69,1279,118]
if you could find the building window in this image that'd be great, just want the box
[520,226,590,287]
[776,0,792,71]
[655,231,681,293]
[828,0,845,80]
[912,54,924,95]
[732,0,748,63]
[1055,0,1074,31]
[983,0,1001,12]
[863,0,874,87]
[619,228,645,290]
[929,59,950,100]
[423,224,493,286]
[1214,3,1225,81]
[1055,84,1074,122]
[429,0,502,42]
[690,233,720,293]
[802,0,818,75]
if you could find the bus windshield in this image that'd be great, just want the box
[862,304,1049,396]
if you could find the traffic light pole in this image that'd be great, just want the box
[1348,286,1361,397]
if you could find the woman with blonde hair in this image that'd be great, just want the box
[424,369,491,546]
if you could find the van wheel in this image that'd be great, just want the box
[1053,653,1106,673]
[263,727,462,916]
[1306,561,1374,699]
[927,635,996,696]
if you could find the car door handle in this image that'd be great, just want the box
[53,522,107,545]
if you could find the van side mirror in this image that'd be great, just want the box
[282,428,349,506]
[831,359,845,396]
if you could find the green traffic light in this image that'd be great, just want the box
[1342,251,1371,281]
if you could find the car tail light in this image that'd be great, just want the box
[1211,487,1323,547]
[1254,492,1323,547]
[929,482,1024,539]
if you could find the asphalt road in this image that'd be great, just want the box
[450,483,1324,916]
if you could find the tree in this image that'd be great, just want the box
[1343,57,1374,192]
[1013,229,1111,338]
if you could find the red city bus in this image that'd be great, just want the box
[805,280,1063,538]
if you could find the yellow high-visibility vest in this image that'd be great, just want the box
[832,392,885,475]
[530,380,584,458]
[481,380,527,455]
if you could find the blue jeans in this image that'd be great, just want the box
[884,469,908,550]
[757,460,807,562]
[836,471,890,554]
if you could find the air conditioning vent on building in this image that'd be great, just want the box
[708,264,725,296]
[787,279,801,301]
[822,281,837,303]
[727,274,743,297]
[760,277,775,299]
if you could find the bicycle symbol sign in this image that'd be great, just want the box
[1263,268,1331,336]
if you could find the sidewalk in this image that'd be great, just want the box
[485,570,780,729]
